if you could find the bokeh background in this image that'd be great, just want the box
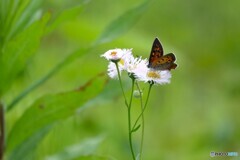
[3,0,240,159]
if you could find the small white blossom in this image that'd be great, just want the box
[101,48,132,62]
[102,48,133,79]
[126,57,148,77]
[107,62,120,79]
[133,61,172,85]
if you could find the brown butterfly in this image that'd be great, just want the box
[148,38,177,70]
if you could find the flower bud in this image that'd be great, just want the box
[133,90,142,98]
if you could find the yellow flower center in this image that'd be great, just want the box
[147,71,160,79]
[110,51,117,56]
[119,59,125,66]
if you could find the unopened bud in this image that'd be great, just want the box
[133,90,142,98]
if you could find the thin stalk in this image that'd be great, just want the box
[128,78,135,160]
[132,83,153,131]
[135,82,144,160]
[115,62,128,107]
[0,102,5,160]
[114,62,135,159]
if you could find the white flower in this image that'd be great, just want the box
[133,61,172,85]
[126,57,148,77]
[120,49,135,70]
[146,70,172,85]
[107,62,119,79]
[101,48,132,62]
[103,49,133,78]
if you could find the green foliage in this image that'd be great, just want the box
[8,125,52,160]
[0,0,150,159]
[0,0,43,42]
[7,74,107,159]
[0,0,47,97]
[45,136,105,160]
[94,0,151,45]
[7,1,149,111]
[45,4,85,35]
[0,13,49,97]
[132,124,141,133]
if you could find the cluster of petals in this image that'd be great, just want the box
[101,48,171,85]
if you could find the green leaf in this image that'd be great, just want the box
[45,4,85,35]
[4,0,43,41]
[45,136,104,160]
[7,0,147,109]
[0,13,50,98]
[94,0,150,45]
[7,47,89,111]
[8,125,53,160]
[88,79,131,106]
[6,73,107,157]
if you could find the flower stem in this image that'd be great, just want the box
[115,62,128,107]
[128,78,136,160]
[114,62,135,159]
[135,82,144,160]
[132,83,153,132]
[0,101,5,160]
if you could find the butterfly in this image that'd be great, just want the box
[147,38,177,70]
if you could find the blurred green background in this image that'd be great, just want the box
[2,0,240,159]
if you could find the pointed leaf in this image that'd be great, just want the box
[7,47,89,111]
[8,125,53,160]
[5,1,148,107]
[45,3,87,35]
[94,0,150,45]
[4,0,43,41]
[7,73,107,155]
[45,136,104,160]
[0,13,50,97]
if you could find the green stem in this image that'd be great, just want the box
[114,62,135,159]
[0,101,5,160]
[128,78,135,160]
[135,82,144,160]
[115,62,128,107]
[132,83,153,131]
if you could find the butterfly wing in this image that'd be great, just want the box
[147,38,163,68]
[148,38,177,70]
[151,53,177,70]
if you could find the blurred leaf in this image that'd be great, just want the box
[6,73,107,157]
[0,13,50,98]
[4,0,43,42]
[45,136,104,160]
[79,78,132,111]
[7,0,147,109]
[94,0,150,45]
[0,102,4,160]
[7,47,89,111]
[45,4,85,35]
[8,125,53,160]
[75,156,117,160]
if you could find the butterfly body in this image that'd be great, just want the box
[148,38,177,70]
